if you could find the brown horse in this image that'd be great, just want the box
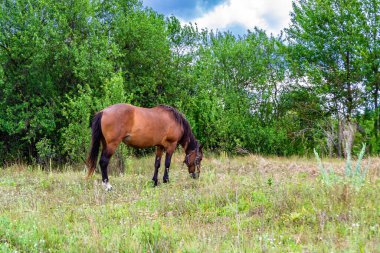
[86,103,203,190]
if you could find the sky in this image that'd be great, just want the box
[142,0,294,36]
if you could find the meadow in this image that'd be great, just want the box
[0,153,379,252]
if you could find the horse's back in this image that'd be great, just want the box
[100,104,182,148]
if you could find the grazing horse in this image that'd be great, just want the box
[86,103,203,190]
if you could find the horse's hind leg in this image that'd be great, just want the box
[152,146,164,186]
[99,142,118,191]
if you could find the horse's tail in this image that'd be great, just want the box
[86,111,103,178]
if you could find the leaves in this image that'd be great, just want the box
[0,0,379,162]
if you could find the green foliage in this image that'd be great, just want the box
[60,73,132,163]
[97,72,133,109]
[61,85,95,162]
[36,137,56,167]
[285,0,380,156]
[0,0,379,162]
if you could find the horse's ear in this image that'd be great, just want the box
[199,144,203,150]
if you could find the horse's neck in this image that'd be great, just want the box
[183,136,197,154]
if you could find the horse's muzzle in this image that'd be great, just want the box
[190,172,199,179]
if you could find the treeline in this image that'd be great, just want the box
[0,0,379,164]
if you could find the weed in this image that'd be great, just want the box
[314,144,369,188]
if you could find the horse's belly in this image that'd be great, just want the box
[122,134,160,148]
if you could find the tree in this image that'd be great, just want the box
[360,0,380,152]
[286,0,369,156]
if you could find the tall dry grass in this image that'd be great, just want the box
[0,154,379,252]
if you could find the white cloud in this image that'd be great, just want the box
[186,0,293,35]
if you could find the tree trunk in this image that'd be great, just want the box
[374,82,379,139]
[346,51,353,119]
[337,118,342,158]
[343,120,356,159]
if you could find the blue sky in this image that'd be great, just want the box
[142,0,293,36]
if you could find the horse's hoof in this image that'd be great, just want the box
[102,182,113,191]
[152,180,158,187]
[190,172,199,179]
[163,178,169,183]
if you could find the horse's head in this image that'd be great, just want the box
[184,143,203,179]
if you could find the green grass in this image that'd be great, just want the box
[0,154,379,252]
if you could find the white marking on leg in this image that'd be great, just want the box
[102,181,113,191]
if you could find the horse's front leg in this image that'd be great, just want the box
[152,146,163,186]
[163,145,176,183]
[163,153,171,183]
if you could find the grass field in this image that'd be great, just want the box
[0,153,379,252]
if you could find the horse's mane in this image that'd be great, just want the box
[157,105,197,152]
